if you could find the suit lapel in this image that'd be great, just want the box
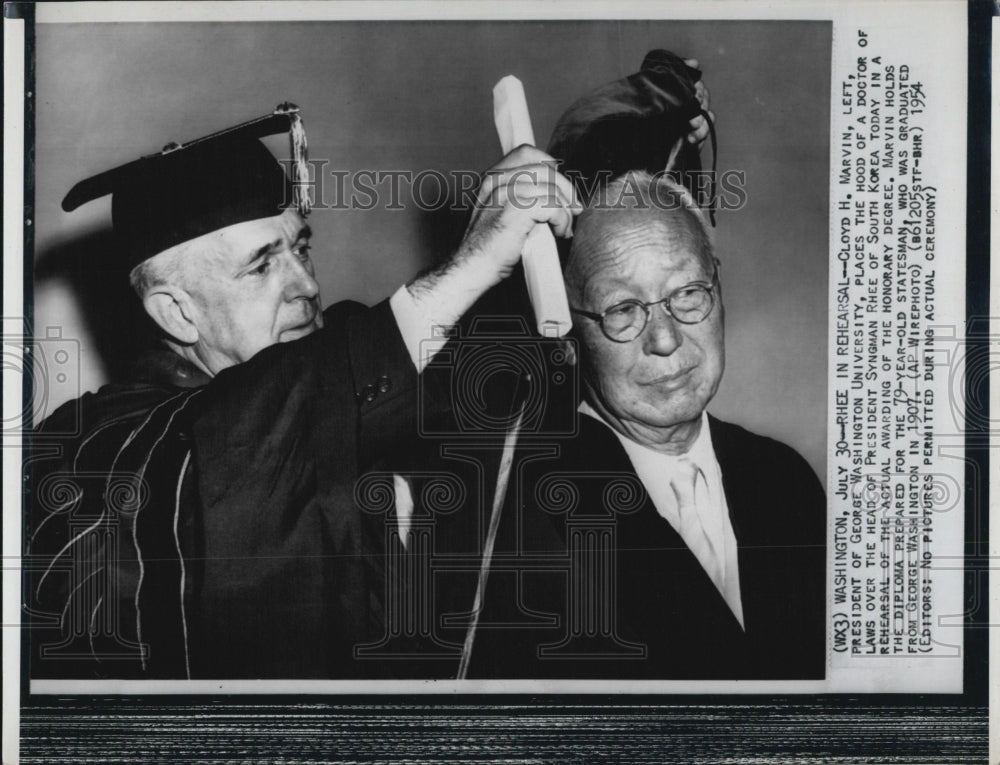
[577,416,745,631]
[708,415,748,541]
[708,414,767,633]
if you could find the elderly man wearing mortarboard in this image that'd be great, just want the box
[27,105,582,679]
[449,53,825,680]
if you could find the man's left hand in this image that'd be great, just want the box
[685,58,715,145]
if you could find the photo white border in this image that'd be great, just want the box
[3,12,26,765]
[5,0,976,702]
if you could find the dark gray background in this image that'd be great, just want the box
[34,20,830,481]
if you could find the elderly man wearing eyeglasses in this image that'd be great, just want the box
[461,171,827,680]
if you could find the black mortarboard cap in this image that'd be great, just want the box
[547,50,717,223]
[62,103,311,268]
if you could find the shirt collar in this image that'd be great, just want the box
[132,345,212,389]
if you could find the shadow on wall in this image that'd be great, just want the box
[34,229,162,385]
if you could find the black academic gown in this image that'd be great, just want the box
[461,413,827,680]
[26,300,428,679]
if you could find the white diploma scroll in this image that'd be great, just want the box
[492,75,573,337]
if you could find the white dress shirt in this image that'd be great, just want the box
[579,401,745,628]
[389,284,454,375]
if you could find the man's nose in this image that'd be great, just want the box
[281,253,320,301]
[642,304,683,356]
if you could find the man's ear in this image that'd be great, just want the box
[143,287,199,345]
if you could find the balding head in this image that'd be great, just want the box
[566,173,713,301]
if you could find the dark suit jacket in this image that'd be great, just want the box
[459,413,827,680]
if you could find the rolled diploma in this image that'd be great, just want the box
[493,75,572,337]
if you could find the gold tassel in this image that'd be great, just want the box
[276,102,311,217]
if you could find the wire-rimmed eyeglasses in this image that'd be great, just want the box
[569,259,721,343]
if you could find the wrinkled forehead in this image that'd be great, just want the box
[206,208,306,257]
[567,205,711,289]
[175,208,306,271]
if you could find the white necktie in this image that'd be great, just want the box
[668,457,725,591]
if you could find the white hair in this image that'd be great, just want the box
[128,238,205,298]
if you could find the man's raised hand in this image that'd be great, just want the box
[458,145,582,283]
